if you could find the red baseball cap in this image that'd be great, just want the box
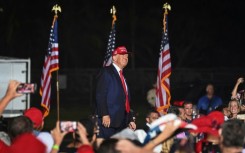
[190,111,224,136]
[112,46,131,56]
[173,100,184,107]
[24,107,43,128]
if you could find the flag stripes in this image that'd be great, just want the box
[103,23,116,67]
[40,17,59,117]
[155,15,171,114]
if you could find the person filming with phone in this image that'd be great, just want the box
[231,77,245,109]
[94,46,136,139]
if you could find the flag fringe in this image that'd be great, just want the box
[41,103,50,117]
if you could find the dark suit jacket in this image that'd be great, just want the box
[95,64,132,128]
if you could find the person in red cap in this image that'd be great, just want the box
[24,107,54,153]
[24,107,43,130]
[94,46,136,139]
[231,77,245,105]
[190,111,224,153]
[7,115,46,153]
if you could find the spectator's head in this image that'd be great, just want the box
[206,83,214,95]
[167,106,180,116]
[97,138,119,153]
[182,101,193,119]
[215,104,230,117]
[24,107,44,130]
[228,100,240,117]
[222,107,231,118]
[8,115,33,141]
[219,119,245,152]
[177,107,185,120]
[145,108,160,124]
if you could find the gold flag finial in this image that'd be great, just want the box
[52,4,61,16]
[163,3,171,33]
[163,3,171,11]
[110,5,117,27]
[110,5,116,15]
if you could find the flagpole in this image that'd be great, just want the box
[52,4,61,121]
[163,3,171,33]
[103,5,117,67]
[155,3,172,115]
[56,71,60,120]
[111,5,117,27]
[160,3,171,114]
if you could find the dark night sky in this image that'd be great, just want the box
[0,0,245,70]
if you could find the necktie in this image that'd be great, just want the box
[119,70,130,113]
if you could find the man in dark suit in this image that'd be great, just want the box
[95,46,136,139]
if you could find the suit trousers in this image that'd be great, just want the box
[97,113,129,139]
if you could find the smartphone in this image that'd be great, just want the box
[60,121,77,132]
[16,83,37,94]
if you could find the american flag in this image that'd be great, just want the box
[155,14,171,114]
[40,17,59,117]
[103,22,116,67]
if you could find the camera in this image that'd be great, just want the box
[60,121,77,132]
[16,83,37,94]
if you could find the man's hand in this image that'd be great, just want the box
[102,115,110,128]
[128,122,136,130]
